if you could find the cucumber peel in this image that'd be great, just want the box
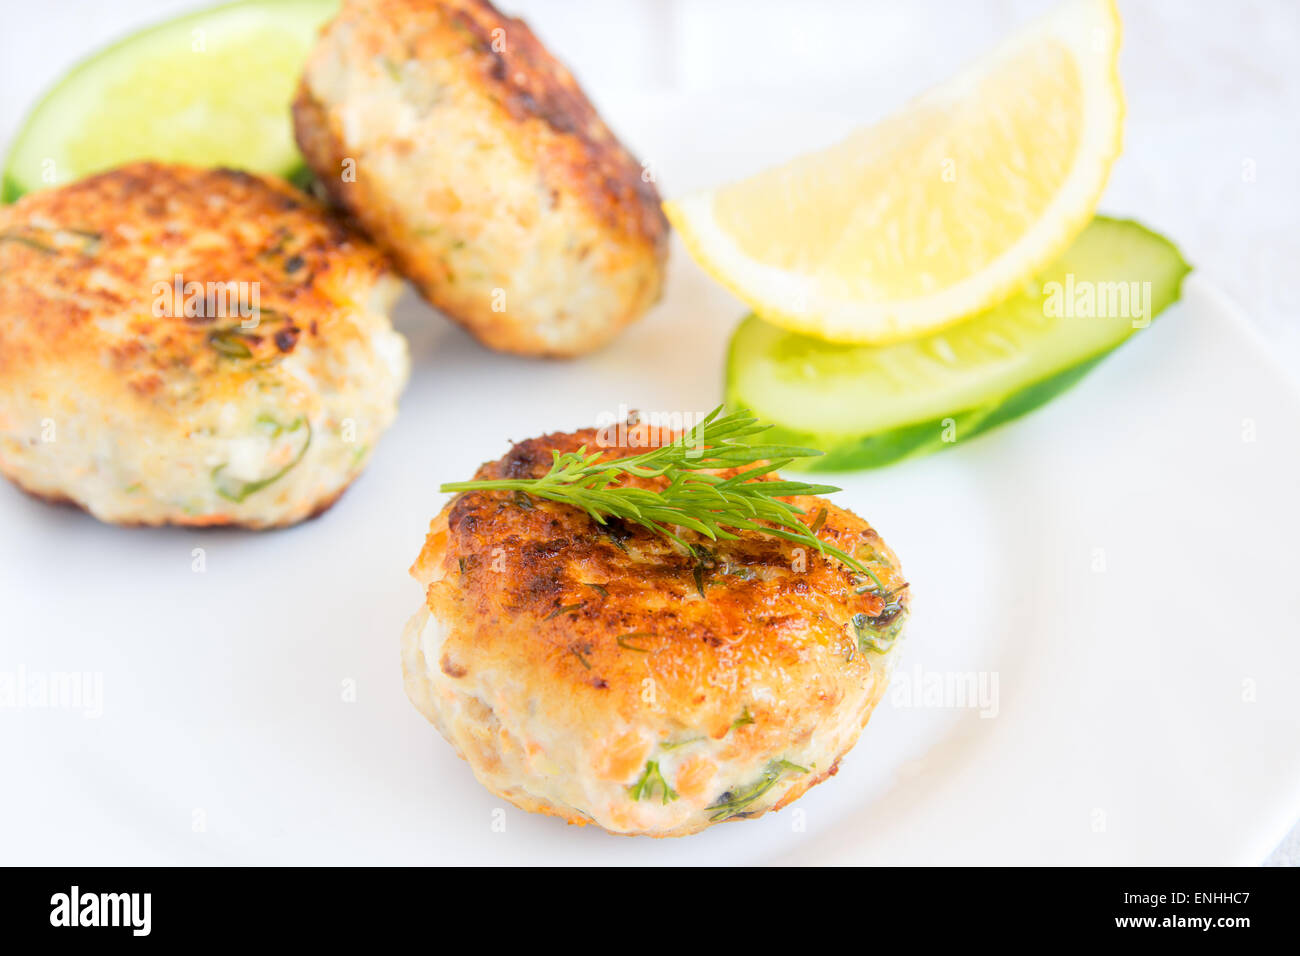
[725,217,1191,470]
[2,0,338,202]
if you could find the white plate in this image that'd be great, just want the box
[3,96,1299,865]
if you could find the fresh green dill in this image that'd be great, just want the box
[255,413,290,436]
[628,760,678,804]
[0,228,100,256]
[440,407,885,589]
[692,561,708,598]
[0,232,56,254]
[659,737,704,751]
[851,599,907,654]
[208,329,254,359]
[731,706,754,729]
[544,603,584,621]
[615,632,653,652]
[212,417,311,503]
[705,759,808,821]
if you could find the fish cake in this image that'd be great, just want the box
[403,424,909,836]
[293,0,669,357]
[0,162,408,528]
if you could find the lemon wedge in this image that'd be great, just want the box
[664,0,1125,344]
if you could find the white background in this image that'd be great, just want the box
[3,0,1298,863]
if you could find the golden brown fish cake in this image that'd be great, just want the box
[0,162,409,527]
[293,0,669,357]
[402,424,908,836]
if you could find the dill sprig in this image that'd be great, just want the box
[439,406,884,591]
[705,759,808,821]
[628,760,678,804]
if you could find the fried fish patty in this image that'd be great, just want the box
[0,162,408,528]
[293,0,669,357]
[403,424,908,836]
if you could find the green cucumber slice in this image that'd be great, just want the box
[2,0,338,202]
[725,217,1191,470]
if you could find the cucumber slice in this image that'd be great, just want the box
[725,217,1191,470]
[2,0,338,202]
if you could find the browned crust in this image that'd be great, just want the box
[0,162,389,387]
[296,0,666,251]
[418,425,908,742]
[440,0,667,249]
